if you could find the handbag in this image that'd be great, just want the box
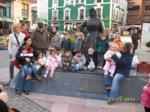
[13,33,21,69]
[132,55,140,68]
[13,59,20,69]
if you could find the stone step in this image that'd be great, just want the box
[28,71,147,102]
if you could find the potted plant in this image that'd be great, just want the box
[146,41,150,48]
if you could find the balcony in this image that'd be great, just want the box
[22,10,29,18]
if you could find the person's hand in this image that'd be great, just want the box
[8,54,12,59]
[25,58,31,63]
[143,85,148,90]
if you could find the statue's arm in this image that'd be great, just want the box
[79,21,88,35]
[99,21,104,33]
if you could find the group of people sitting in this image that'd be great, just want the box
[8,22,144,107]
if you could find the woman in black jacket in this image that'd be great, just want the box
[107,43,133,104]
[15,36,41,95]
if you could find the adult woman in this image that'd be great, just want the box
[15,36,41,95]
[49,26,61,50]
[8,24,25,83]
[107,42,133,104]
[21,22,29,37]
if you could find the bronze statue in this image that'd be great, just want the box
[80,8,103,51]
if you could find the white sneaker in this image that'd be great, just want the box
[43,74,47,78]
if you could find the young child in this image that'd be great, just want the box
[113,34,123,51]
[16,43,42,81]
[71,50,86,71]
[60,32,71,50]
[141,73,150,112]
[72,32,83,55]
[96,32,109,68]
[19,47,34,80]
[61,50,72,71]
[103,43,121,76]
[35,52,46,75]
[85,48,96,71]
[44,48,61,79]
[103,43,121,90]
[35,52,46,70]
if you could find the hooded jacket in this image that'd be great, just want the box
[32,28,49,50]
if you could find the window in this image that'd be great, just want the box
[81,0,84,3]
[76,0,79,3]
[71,0,74,4]
[79,9,84,19]
[145,6,150,11]
[128,5,140,11]
[53,10,57,20]
[65,10,69,20]
[22,3,29,17]
[127,16,139,20]
[65,0,69,5]
[54,0,58,4]
[97,0,101,3]
[144,15,150,21]
[96,8,101,18]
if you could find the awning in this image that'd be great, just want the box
[0,2,6,7]
[0,17,13,22]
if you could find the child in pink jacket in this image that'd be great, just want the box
[141,73,150,112]
[103,43,121,76]
[44,48,61,79]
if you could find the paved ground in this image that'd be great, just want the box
[0,39,149,112]
[5,87,49,112]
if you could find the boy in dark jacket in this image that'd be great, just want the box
[61,50,72,71]
[60,32,71,50]
[96,33,109,68]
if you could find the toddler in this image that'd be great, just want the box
[44,48,61,79]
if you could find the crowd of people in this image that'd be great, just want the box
[4,21,150,112]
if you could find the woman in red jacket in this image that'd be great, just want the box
[141,73,150,112]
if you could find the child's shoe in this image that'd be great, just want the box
[26,75,32,80]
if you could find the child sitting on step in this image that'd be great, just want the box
[44,48,61,79]
[71,50,86,71]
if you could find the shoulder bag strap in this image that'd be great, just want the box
[14,33,21,47]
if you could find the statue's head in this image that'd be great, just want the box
[89,8,96,17]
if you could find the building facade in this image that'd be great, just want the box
[48,0,127,31]
[0,0,13,35]
[127,0,150,25]
[13,0,36,26]
[37,0,48,22]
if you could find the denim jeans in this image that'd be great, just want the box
[109,73,125,98]
[72,63,84,71]
[9,61,14,80]
[104,75,113,86]
[15,66,31,92]
[23,64,37,77]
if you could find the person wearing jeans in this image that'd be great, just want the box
[8,24,25,83]
[15,66,31,95]
[107,43,133,104]
[109,73,125,98]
